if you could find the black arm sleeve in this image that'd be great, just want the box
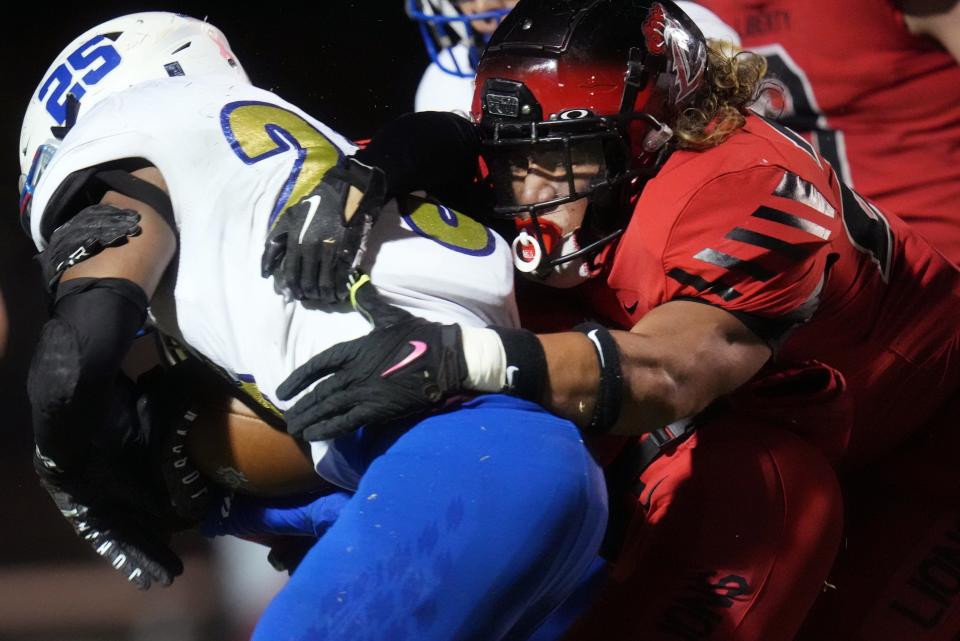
[354,111,482,203]
[27,277,148,474]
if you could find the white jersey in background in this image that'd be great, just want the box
[415,43,476,114]
[31,75,518,489]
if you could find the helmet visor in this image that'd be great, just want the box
[485,137,608,215]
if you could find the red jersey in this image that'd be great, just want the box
[590,114,960,465]
[699,0,960,265]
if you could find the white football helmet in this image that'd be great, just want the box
[18,12,249,230]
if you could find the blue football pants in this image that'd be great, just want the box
[206,395,608,641]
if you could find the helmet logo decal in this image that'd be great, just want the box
[642,4,668,54]
[643,3,706,104]
[164,62,185,77]
[558,109,592,120]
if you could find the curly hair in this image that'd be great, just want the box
[674,42,768,150]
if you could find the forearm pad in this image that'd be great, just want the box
[28,277,148,473]
[355,111,481,198]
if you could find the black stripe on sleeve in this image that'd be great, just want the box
[667,268,742,301]
[725,227,809,261]
[751,206,831,239]
[693,248,775,282]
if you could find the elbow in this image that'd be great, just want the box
[618,366,691,433]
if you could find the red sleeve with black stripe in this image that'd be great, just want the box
[659,164,840,338]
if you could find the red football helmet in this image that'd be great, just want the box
[472,0,708,274]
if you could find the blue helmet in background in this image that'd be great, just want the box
[406,0,515,77]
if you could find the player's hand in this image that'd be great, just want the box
[38,204,142,292]
[202,491,350,574]
[136,362,214,525]
[277,275,467,441]
[261,156,387,304]
[34,448,183,590]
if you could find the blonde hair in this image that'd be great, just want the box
[674,41,768,150]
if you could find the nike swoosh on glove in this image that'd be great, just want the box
[277,275,467,441]
[261,156,386,304]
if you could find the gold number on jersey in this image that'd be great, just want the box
[401,195,495,256]
[221,101,341,228]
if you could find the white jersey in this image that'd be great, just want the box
[414,44,475,115]
[31,75,518,489]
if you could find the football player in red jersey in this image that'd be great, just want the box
[697,0,960,267]
[273,1,960,639]
[686,2,960,638]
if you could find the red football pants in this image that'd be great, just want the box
[564,415,844,641]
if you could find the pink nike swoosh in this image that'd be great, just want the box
[381,340,428,377]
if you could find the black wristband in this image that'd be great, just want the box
[490,326,547,403]
[573,322,624,433]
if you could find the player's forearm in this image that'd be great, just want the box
[463,325,686,434]
[538,331,689,435]
[31,176,176,472]
[902,0,960,63]
[29,277,148,472]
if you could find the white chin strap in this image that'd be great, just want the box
[512,230,543,273]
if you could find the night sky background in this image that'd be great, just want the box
[0,2,428,566]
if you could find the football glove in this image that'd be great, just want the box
[38,204,142,292]
[34,447,183,590]
[137,362,215,525]
[278,275,468,441]
[261,156,387,304]
[202,491,350,574]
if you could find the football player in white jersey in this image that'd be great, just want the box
[409,0,519,113]
[21,12,607,640]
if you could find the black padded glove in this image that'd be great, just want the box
[33,447,183,590]
[137,362,214,525]
[261,157,387,304]
[38,204,142,292]
[278,275,467,441]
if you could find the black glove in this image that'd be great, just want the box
[261,157,387,304]
[38,204,142,292]
[278,275,467,441]
[137,362,215,525]
[34,448,183,590]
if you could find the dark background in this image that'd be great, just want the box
[0,3,428,636]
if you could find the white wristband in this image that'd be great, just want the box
[460,327,508,392]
